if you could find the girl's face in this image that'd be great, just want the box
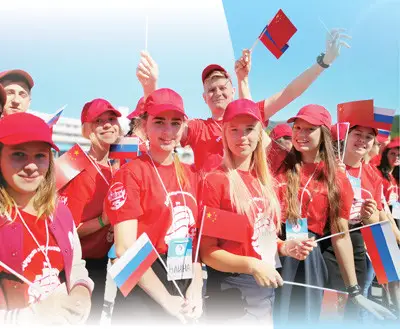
[292,119,321,153]
[224,115,260,159]
[387,147,400,168]
[1,142,50,196]
[346,126,375,158]
[145,111,185,153]
[92,111,121,145]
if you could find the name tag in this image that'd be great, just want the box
[392,202,400,220]
[167,238,193,281]
[286,218,309,240]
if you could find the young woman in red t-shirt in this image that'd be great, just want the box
[200,99,316,325]
[58,98,122,324]
[105,88,203,324]
[0,113,93,325]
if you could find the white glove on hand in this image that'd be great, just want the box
[323,28,351,65]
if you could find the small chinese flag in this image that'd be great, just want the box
[320,290,348,321]
[201,206,248,243]
[267,9,297,49]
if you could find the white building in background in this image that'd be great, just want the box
[29,109,194,164]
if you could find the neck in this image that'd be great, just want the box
[389,166,394,174]
[149,148,174,166]
[88,144,109,165]
[301,149,320,164]
[232,154,252,171]
[343,152,362,168]
[211,108,224,121]
[6,189,36,214]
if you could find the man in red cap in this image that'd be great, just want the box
[0,69,34,117]
[135,29,349,172]
[269,123,292,151]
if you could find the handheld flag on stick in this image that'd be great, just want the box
[320,289,348,321]
[47,104,67,128]
[360,221,400,284]
[201,206,248,243]
[373,107,396,132]
[55,144,92,191]
[254,9,297,59]
[109,137,141,160]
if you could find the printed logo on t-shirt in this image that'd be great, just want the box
[58,195,68,206]
[164,192,197,245]
[107,182,128,210]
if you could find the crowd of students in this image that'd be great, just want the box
[0,27,399,327]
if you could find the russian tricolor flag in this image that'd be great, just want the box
[47,105,67,128]
[374,107,396,131]
[109,137,140,160]
[108,233,157,297]
[361,221,400,284]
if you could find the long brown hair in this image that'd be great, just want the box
[284,126,343,233]
[0,144,57,220]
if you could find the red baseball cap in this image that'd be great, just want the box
[81,98,121,124]
[223,99,262,123]
[127,97,145,120]
[287,104,332,128]
[145,88,187,118]
[0,112,59,151]
[270,124,292,140]
[0,69,34,89]
[386,137,400,150]
[201,64,230,83]
[0,84,6,108]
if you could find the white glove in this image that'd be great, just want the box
[323,28,351,65]
[351,294,397,320]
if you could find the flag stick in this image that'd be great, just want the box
[250,25,267,53]
[315,221,388,243]
[194,207,206,264]
[82,143,110,186]
[318,17,333,38]
[149,241,185,299]
[283,280,347,295]
[336,124,341,163]
[0,260,44,295]
[341,123,350,163]
[145,16,149,51]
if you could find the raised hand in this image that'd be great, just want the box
[323,28,351,65]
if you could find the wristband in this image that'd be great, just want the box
[98,215,105,228]
[316,53,330,68]
[346,284,361,298]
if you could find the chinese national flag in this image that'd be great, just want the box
[319,290,348,321]
[55,144,92,191]
[266,9,297,49]
[200,206,248,243]
[337,99,375,126]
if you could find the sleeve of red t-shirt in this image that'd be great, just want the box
[201,173,224,209]
[257,100,270,126]
[58,171,95,226]
[336,172,354,220]
[105,165,144,225]
[181,119,203,148]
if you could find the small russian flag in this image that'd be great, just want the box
[108,233,157,297]
[109,137,140,160]
[47,105,67,128]
[374,107,396,131]
[361,221,400,284]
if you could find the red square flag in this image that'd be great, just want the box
[266,9,297,49]
[55,144,92,191]
[200,206,248,243]
[337,99,375,127]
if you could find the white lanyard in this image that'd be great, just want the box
[346,164,362,179]
[213,119,222,131]
[147,153,189,218]
[15,207,53,269]
[299,165,318,214]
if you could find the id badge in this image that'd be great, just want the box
[347,174,362,199]
[167,238,193,281]
[286,218,309,240]
[392,202,400,220]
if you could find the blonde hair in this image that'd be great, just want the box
[222,122,281,228]
[0,145,56,220]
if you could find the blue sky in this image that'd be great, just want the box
[1,0,399,124]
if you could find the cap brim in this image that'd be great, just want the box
[146,104,187,119]
[349,123,378,135]
[202,64,229,83]
[387,141,400,149]
[223,112,264,127]
[127,108,142,120]
[287,115,323,126]
[0,69,34,89]
[0,133,59,152]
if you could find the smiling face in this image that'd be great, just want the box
[387,147,400,168]
[292,119,322,153]
[224,115,261,160]
[91,111,121,145]
[145,110,186,153]
[203,73,235,117]
[0,142,50,197]
[345,126,375,158]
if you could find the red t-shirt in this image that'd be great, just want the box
[375,169,399,205]
[275,162,354,236]
[181,101,267,173]
[345,163,383,225]
[105,155,199,255]
[0,211,64,306]
[59,163,113,259]
[201,167,277,265]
